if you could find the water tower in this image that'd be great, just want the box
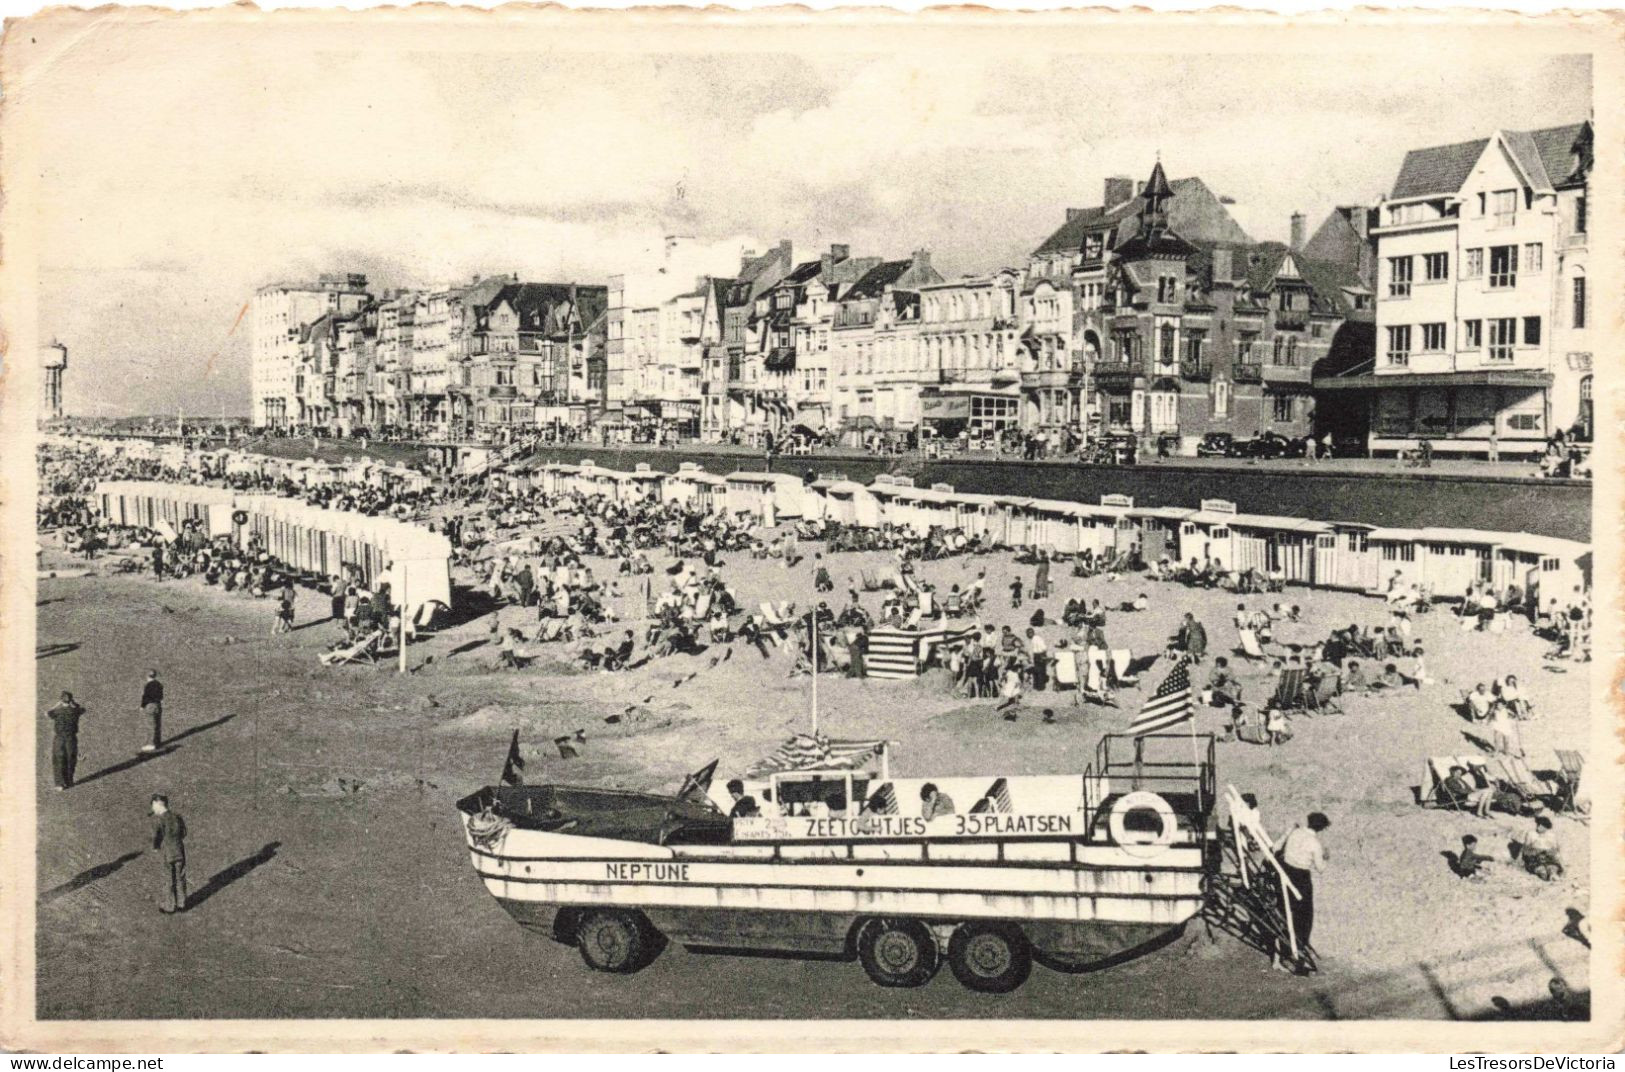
[40,340,68,421]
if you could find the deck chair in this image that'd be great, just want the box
[758,602,791,644]
[1306,672,1343,715]
[1268,668,1307,714]
[1555,750,1585,814]
[1492,755,1557,808]
[1052,649,1079,693]
[319,630,381,666]
[1423,755,1474,811]
[943,592,965,617]
[692,591,713,621]
[917,589,935,617]
[1109,649,1139,687]
[860,569,883,592]
[1237,628,1267,661]
[537,618,565,643]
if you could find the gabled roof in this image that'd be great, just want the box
[843,259,914,301]
[1390,122,1589,199]
[490,283,609,335]
[1244,243,1367,316]
[780,260,825,286]
[1032,176,1248,256]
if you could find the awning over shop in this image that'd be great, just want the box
[919,395,972,420]
[1313,369,1554,391]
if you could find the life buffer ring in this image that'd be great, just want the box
[1108,790,1178,852]
[232,509,249,526]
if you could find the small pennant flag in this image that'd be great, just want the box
[500,729,526,786]
[1129,660,1194,736]
[676,758,720,803]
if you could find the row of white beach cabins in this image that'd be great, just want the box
[502,458,1590,609]
[82,459,1589,621]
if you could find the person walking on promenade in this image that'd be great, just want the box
[272,591,294,636]
[1272,811,1330,974]
[46,691,85,791]
[139,670,165,753]
[150,794,188,914]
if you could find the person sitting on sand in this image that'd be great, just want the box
[1453,834,1492,880]
[1344,660,1368,694]
[1466,682,1494,721]
[1521,817,1563,881]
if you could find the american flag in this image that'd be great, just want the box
[743,734,888,778]
[1128,660,1194,736]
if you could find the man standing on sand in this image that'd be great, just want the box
[46,691,85,790]
[139,669,164,753]
[150,794,188,914]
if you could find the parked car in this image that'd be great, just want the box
[1236,432,1305,459]
[1195,432,1234,458]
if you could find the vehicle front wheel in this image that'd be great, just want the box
[948,922,1032,993]
[575,909,665,974]
[856,918,939,988]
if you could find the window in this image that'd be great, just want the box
[1476,192,1486,218]
[1387,256,1413,297]
[1423,252,1449,281]
[1082,234,1104,262]
[1421,323,1446,351]
[1507,412,1542,432]
[1491,189,1517,227]
[1271,393,1294,422]
[1524,243,1543,272]
[1108,397,1133,427]
[1158,324,1176,365]
[1488,318,1516,362]
[1237,333,1258,363]
[1573,277,1587,329]
[1463,248,1483,279]
[1386,325,1411,366]
[1488,246,1517,288]
[1522,316,1541,347]
[1462,319,1482,349]
[1273,337,1285,364]
[1576,195,1588,235]
[1213,379,1231,417]
[1184,332,1205,365]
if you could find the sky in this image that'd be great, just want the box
[16,14,1592,416]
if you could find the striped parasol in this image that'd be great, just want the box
[743,733,888,778]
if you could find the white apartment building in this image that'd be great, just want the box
[250,273,370,428]
[1368,122,1591,455]
[915,271,1025,439]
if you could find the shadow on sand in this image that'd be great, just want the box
[39,851,143,905]
[187,841,282,910]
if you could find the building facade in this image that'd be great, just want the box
[250,274,371,428]
[1335,122,1592,456]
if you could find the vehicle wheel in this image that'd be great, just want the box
[856,918,939,988]
[948,922,1032,993]
[575,909,664,974]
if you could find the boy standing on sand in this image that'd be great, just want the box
[150,794,188,914]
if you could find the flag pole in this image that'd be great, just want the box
[811,613,819,736]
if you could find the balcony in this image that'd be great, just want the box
[487,384,518,400]
[1274,311,1308,332]
[1179,361,1211,382]
[1232,364,1263,384]
[1262,363,1311,383]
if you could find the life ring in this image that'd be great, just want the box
[232,510,249,525]
[1108,790,1178,853]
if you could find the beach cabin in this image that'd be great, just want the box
[576,461,631,501]
[1494,533,1589,610]
[1021,499,1091,556]
[1178,499,1239,570]
[1368,527,1427,593]
[724,471,806,525]
[1413,528,1504,601]
[623,464,666,505]
[1226,513,1329,584]
[812,477,881,528]
[662,464,729,514]
[1312,523,1381,592]
[950,492,1020,547]
[1125,504,1194,564]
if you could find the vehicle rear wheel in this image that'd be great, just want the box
[948,922,1032,993]
[575,909,665,974]
[856,918,939,988]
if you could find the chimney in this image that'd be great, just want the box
[1065,208,1085,223]
[778,239,793,261]
[740,249,757,272]
[1104,176,1134,206]
[1290,212,1306,250]
[912,248,932,272]
[1135,180,1146,197]
[1212,247,1233,284]
[831,244,850,261]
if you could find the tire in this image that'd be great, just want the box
[948,922,1032,994]
[856,918,939,988]
[575,909,665,974]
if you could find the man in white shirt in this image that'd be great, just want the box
[1027,628,1048,691]
[1272,811,1330,974]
